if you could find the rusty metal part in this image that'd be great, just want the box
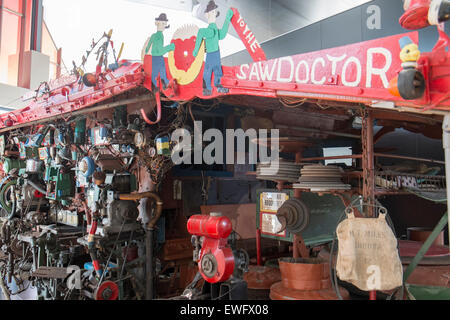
[362,109,375,217]
[407,227,445,246]
[10,239,23,257]
[161,238,193,261]
[293,234,310,259]
[399,240,450,258]
[31,267,69,279]
[401,255,450,266]
[270,281,349,300]
[118,192,162,230]
[93,171,106,186]
[96,158,124,172]
[403,265,450,288]
[276,198,309,235]
[334,192,364,217]
[244,265,282,290]
[117,191,162,300]
[278,258,331,291]
[270,257,349,300]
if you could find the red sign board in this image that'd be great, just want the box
[230,7,266,63]
[223,32,423,105]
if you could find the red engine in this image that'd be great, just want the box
[187,213,236,284]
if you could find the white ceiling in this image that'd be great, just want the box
[125,0,373,42]
[43,0,372,75]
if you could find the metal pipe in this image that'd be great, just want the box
[0,275,10,300]
[296,153,445,165]
[256,228,261,266]
[117,192,163,229]
[301,154,362,162]
[146,229,154,300]
[88,219,103,278]
[443,115,450,248]
[7,186,16,220]
[118,192,163,300]
[25,180,47,195]
[374,153,445,165]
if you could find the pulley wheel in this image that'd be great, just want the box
[94,281,119,300]
[276,198,310,235]
[200,253,218,279]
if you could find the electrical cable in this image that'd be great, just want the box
[279,97,307,108]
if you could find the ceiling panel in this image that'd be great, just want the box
[126,0,372,43]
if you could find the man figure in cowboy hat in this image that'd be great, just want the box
[193,1,234,96]
[145,13,175,90]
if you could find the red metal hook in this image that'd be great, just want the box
[141,76,162,125]
[140,90,161,125]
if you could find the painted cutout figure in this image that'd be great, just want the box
[145,13,175,90]
[193,1,234,96]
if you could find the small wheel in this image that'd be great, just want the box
[94,281,119,300]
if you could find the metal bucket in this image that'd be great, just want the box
[270,257,349,300]
[278,257,331,291]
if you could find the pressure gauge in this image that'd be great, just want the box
[148,147,157,158]
[134,132,146,148]
[79,157,95,177]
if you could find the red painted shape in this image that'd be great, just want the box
[0,61,144,130]
[92,260,101,271]
[400,0,432,30]
[89,220,98,236]
[187,214,232,239]
[1,7,450,129]
[173,37,196,72]
[230,7,267,62]
[34,190,44,198]
[95,281,119,300]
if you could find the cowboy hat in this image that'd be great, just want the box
[204,0,220,17]
[155,13,169,22]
